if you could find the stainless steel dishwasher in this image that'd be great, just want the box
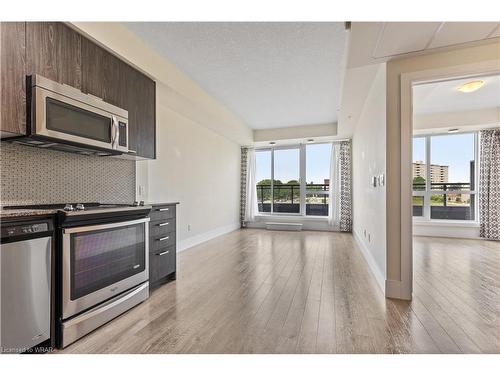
[1,217,53,353]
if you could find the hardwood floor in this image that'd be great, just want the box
[60,229,500,354]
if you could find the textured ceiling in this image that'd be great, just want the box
[124,22,347,129]
[413,74,500,114]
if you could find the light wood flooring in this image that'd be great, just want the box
[61,229,500,354]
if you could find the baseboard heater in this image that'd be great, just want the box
[265,222,303,231]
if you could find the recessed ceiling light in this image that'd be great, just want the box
[269,141,276,145]
[457,80,485,93]
[307,139,314,143]
[448,128,460,133]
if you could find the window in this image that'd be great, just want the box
[255,143,332,217]
[412,133,477,221]
[273,148,300,214]
[256,150,271,213]
[306,143,332,216]
[412,137,426,218]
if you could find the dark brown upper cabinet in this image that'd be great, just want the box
[26,22,82,89]
[119,64,156,159]
[81,39,156,159]
[0,22,26,136]
[0,22,156,159]
[81,38,121,106]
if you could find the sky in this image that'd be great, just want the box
[255,143,332,184]
[413,133,475,182]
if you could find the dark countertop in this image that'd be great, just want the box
[0,208,58,219]
[0,202,179,219]
[146,202,180,206]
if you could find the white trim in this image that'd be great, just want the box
[399,60,500,302]
[385,279,407,300]
[353,229,385,294]
[177,223,240,252]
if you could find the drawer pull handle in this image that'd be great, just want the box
[158,222,170,227]
[157,250,169,256]
[158,208,169,212]
[159,236,170,241]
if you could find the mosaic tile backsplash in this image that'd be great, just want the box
[0,143,136,205]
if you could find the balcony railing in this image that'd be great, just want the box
[256,183,329,216]
[412,182,472,191]
[412,182,475,220]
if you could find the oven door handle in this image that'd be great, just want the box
[63,217,150,234]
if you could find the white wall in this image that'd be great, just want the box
[413,107,500,134]
[72,22,252,251]
[136,83,241,250]
[253,123,337,143]
[351,63,387,291]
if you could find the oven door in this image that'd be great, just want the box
[33,84,128,153]
[62,218,149,319]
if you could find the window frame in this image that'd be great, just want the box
[412,131,479,223]
[254,142,331,218]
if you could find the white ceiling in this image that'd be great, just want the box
[413,74,500,115]
[124,22,347,129]
[348,22,500,68]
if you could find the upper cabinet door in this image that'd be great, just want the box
[0,22,26,136]
[119,63,156,159]
[81,38,121,106]
[26,22,82,88]
[134,75,156,159]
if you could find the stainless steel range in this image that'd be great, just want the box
[57,203,151,347]
[5,202,152,348]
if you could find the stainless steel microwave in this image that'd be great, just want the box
[13,75,129,156]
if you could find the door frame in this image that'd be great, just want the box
[399,60,500,300]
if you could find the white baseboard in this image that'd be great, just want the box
[177,222,240,252]
[353,229,385,294]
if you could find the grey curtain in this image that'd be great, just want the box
[338,141,353,232]
[240,147,248,227]
[479,129,500,240]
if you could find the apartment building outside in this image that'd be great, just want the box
[413,160,449,183]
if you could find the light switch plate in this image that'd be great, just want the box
[379,174,385,186]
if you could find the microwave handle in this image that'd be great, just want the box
[111,116,119,149]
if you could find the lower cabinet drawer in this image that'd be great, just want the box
[149,218,175,238]
[150,245,176,284]
[150,232,176,252]
[150,205,176,222]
